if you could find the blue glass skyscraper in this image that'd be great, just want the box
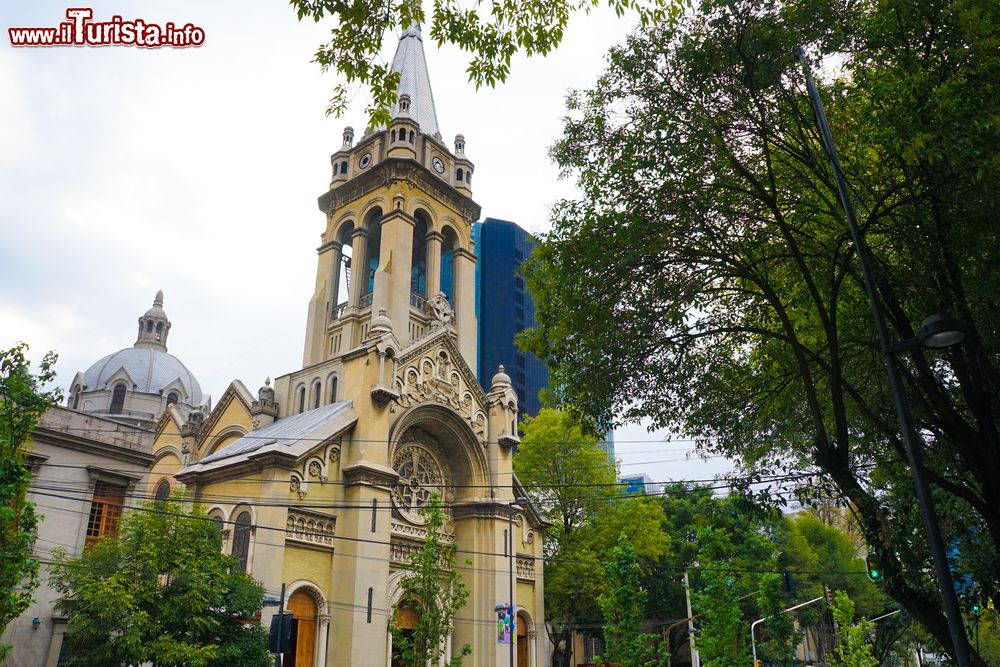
[473,218,548,418]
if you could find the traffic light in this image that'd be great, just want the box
[866,554,882,583]
[971,601,983,615]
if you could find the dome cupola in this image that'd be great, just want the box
[136,290,171,351]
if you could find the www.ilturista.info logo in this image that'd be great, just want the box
[8,8,205,48]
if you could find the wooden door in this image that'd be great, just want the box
[517,613,529,667]
[287,590,317,667]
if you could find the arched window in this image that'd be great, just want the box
[232,511,252,572]
[72,385,81,410]
[340,160,348,174]
[328,375,338,404]
[153,479,170,501]
[363,208,383,297]
[312,380,322,410]
[411,212,428,298]
[146,321,153,333]
[409,130,414,143]
[457,168,464,182]
[166,392,179,406]
[440,226,458,304]
[109,384,126,414]
[391,129,397,142]
[334,221,355,315]
[156,322,163,335]
[296,385,306,414]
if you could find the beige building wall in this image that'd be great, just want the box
[1,408,152,667]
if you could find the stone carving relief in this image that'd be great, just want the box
[285,509,336,547]
[390,431,450,525]
[390,521,455,544]
[427,292,454,329]
[514,514,535,547]
[392,343,488,441]
[516,556,535,580]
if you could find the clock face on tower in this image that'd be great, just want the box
[432,156,445,174]
[359,152,372,169]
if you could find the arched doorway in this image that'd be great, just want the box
[517,611,530,667]
[390,604,418,667]
[286,590,317,667]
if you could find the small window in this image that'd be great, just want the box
[515,307,525,322]
[146,321,153,333]
[232,511,252,572]
[328,376,338,404]
[515,292,524,305]
[313,380,322,410]
[153,479,170,501]
[409,130,414,143]
[72,385,81,410]
[85,482,126,548]
[156,322,163,335]
[109,384,126,415]
[514,276,524,290]
[166,392,179,406]
[515,248,524,261]
[456,168,464,182]
[297,385,306,414]
[340,160,348,174]
[391,129,397,142]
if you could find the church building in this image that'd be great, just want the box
[149,24,547,667]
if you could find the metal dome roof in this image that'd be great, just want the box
[83,346,203,404]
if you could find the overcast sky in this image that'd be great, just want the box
[0,1,734,485]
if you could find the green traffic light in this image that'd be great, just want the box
[972,603,982,614]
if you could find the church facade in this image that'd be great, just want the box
[149,24,547,667]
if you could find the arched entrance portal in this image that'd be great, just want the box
[390,604,418,667]
[286,590,317,667]
[517,611,529,667]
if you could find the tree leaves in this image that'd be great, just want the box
[0,343,60,660]
[50,497,270,667]
[289,0,679,126]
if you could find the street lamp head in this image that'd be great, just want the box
[916,313,968,349]
[512,496,529,506]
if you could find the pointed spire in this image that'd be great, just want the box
[389,22,441,137]
[153,289,164,308]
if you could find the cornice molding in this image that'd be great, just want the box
[318,158,481,224]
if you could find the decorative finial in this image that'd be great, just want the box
[154,290,164,307]
[265,377,271,387]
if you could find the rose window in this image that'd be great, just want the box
[391,443,446,524]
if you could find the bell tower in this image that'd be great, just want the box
[302,23,481,374]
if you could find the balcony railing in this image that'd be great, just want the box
[409,292,427,309]
[359,292,373,308]
[334,302,347,318]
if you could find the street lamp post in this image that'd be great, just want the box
[797,49,974,666]
[508,497,528,667]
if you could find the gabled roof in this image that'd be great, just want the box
[184,401,356,473]
[389,24,440,137]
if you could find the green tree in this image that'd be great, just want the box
[390,494,471,667]
[829,591,879,667]
[0,343,60,660]
[513,408,668,650]
[520,0,1000,661]
[50,496,271,667]
[288,0,678,125]
[597,536,669,667]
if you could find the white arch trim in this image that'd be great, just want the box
[516,606,537,667]
[284,579,330,667]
